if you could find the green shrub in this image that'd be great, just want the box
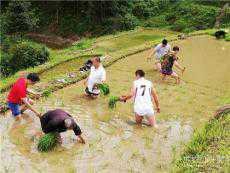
[0,41,50,77]
[0,52,13,77]
[225,33,230,41]
[3,1,39,34]
[120,13,139,30]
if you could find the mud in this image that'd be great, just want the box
[1,35,229,173]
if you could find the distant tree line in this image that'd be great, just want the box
[1,0,229,37]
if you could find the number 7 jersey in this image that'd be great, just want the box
[133,77,153,111]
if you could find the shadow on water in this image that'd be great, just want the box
[1,35,229,172]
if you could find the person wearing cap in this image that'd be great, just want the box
[147,39,171,72]
[38,109,85,144]
[84,56,106,98]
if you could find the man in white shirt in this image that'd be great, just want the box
[147,39,171,72]
[120,70,160,128]
[84,56,106,97]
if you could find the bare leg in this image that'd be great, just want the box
[161,74,167,81]
[156,62,161,72]
[135,114,143,125]
[15,115,22,121]
[146,116,158,128]
[171,71,180,84]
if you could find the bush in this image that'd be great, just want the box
[120,13,139,30]
[3,1,39,34]
[0,41,50,77]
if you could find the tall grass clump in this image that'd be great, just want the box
[173,114,230,172]
[37,132,59,152]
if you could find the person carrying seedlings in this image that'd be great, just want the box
[37,109,85,144]
[7,73,41,121]
[120,70,160,128]
[84,56,106,98]
[160,46,185,84]
[147,39,171,72]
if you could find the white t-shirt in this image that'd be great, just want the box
[133,78,154,115]
[87,64,106,92]
[154,43,171,60]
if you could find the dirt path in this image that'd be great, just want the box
[1,35,229,173]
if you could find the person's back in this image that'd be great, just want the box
[8,77,27,104]
[133,78,153,110]
[40,109,85,144]
[161,54,176,74]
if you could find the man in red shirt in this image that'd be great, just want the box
[7,73,41,121]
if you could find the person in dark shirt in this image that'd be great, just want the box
[38,109,85,144]
[161,46,185,84]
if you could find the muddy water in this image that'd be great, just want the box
[1,35,229,173]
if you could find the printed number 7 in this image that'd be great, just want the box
[140,85,146,96]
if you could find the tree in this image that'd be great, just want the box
[3,1,39,34]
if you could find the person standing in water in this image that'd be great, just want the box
[84,56,106,98]
[7,73,41,121]
[147,39,171,72]
[161,46,185,84]
[38,109,85,144]
[120,70,160,128]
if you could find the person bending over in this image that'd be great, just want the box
[161,46,185,84]
[7,73,41,121]
[147,39,171,72]
[120,70,160,128]
[84,56,106,98]
[38,109,85,144]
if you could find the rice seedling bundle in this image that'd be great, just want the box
[37,133,59,152]
[97,83,110,95]
[108,96,120,109]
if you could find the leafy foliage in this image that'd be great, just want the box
[2,1,39,34]
[0,40,50,77]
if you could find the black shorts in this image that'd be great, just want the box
[85,87,99,96]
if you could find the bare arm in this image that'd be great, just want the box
[22,98,41,117]
[151,87,160,113]
[120,85,136,102]
[147,48,156,60]
[174,60,185,74]
[77,135,85,144]
[84,77,88,86]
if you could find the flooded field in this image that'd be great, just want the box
[1,35,229,172]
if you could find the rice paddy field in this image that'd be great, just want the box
[0,35,229,172]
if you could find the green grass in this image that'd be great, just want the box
[172,114,230,172]
[0,28,177,93]
[225,33,230,41]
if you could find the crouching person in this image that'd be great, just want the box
[7,73,41,121]
[84,56,106,98]
[38,109,85,144]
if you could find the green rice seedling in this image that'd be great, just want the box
[108,96,120,109]
[37,133,59,152]
[42,89,52,97]
[97,83,110,95]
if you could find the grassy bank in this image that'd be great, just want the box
[0,28,177,93]
[172,113,230,172]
